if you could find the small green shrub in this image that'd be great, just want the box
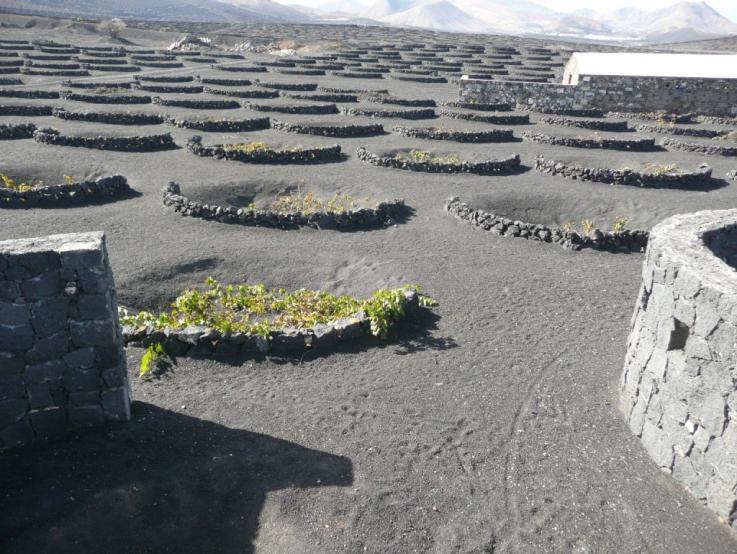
[612,216,629,233]
[120,278,434,340]
[645,162,679,175]
[140,342,165,378]
[0,174,43,192]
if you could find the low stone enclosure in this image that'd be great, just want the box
[122,286,424,358]
[522,131,658,152]
[661,138,737,157]
[445,197,649,252]
[392,126,515,143]
[538,116,629,132]
[52,108,164,126]
[0,232,130,449]
[459,75,737,116]
[0,123,36,140]
[0,175,132,206]
[635,124,728,139]
[534,157,715,189]
[162,182,405,230]
[340,106,436,120]
[439,109,529,125]
[271,120,385,138]
[187,136,343,164]
[60,91,152,104]
[621,210,737,531]
[33,129,177,152]
[357,147,522,175]
[166,116,270,133]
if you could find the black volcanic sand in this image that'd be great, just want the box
[1,15,737,554]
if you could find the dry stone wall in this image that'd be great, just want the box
[460,76,737,116]
[621,210,737,531]
[0,232,130,449]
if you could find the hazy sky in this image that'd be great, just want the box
[281,0,737,21]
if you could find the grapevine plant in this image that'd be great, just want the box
[120,278,436,340]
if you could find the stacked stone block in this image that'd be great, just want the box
[0,232,130,448]
[621,211,737,531]
[460,75,737,116]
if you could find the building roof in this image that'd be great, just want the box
[566,52,737,80]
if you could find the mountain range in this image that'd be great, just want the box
[2,0,736,43]
[360,0,737,42]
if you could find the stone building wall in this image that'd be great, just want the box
[0,232,130,448]
[621,210,737,530]
[459,75,737,116]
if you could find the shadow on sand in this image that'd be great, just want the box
[0,403,353,554]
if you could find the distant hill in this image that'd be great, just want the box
[3,0,736,43]
[363,0,737,42]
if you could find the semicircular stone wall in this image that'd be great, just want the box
[621,210,737,530]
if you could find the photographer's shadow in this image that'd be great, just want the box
[0,402,353,554]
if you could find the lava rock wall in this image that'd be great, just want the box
[0,232,130,449]
[621,210,737,530]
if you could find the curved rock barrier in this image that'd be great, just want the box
[357,147,521,175]
[161,182,403,230]
[151,97,240,110]
[52,108,164,126]
[187,136,342,164]
[439,109,529,125]
[539,115,629,132]
[284,92,358,103]
[60,91,151,104]
[0,175,132,206]
[389,74,447,83]
[333,71,384,79]
[523,131,658,151]
[661,138,737,157]
[635,124,727,139]
[271,119,384,137]
[166,115,270,132]
[255,81,317,91]
[0,123,36,140]
[445,197,648,252]
[319,86,389,95]
[0,104,53,116]
[33,129,177,152]
[340,106,436,120]
[441,100,512,112]
[534,156,714,189]
[621,210,737,530]
[360,94,436,107]
[0,78,23,85]
[138,75,193,83]
[135,61,182,69]
[198,77,251,86]
[528,107,605,118]
[62,80,133,89]
[121,282,425,358]
[698,115,737,126]
[277,68,326,76]
[0,89,59,99]
[244,101,338,115]
[215,65,267,73]
[204,86,279,99]
[132,84,203,94]
[392,125,514,143]
[21,68,88,76]
[84,64,140,73]
[609,111,696,124]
